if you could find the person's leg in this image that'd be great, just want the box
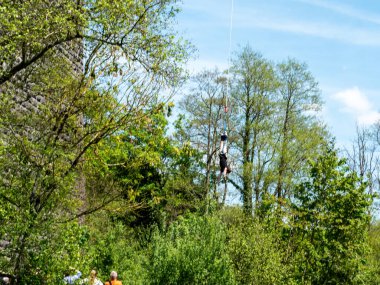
[219,153,228,182]
[220,133,228,154]
[222,167,228,180]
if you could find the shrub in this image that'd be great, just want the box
[147,214,235,285]
[220,207,288,285]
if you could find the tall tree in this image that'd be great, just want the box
[179,69,226,202]
[89,109,204,228]
[274,58,326,199]
[230,46,278,215]
[346,124,380,218]
[0,0,190,86]
[0,0,191,282]
[291,141,372,284]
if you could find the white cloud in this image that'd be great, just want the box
[236,15,380,47]
[295,0,380,25]
[233,0,380,47]
[358,112,380,126]
[334,87,370,113]
[333,87,380,125]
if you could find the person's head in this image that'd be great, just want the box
[110,271,118,280]
[90,270,97,278]
[89,270,97,285]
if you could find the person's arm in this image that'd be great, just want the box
[64,271,82,284]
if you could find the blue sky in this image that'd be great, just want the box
[176,0,380,148]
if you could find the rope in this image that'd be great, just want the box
[224,0,234,134]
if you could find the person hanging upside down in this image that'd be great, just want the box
[218,132,231,183]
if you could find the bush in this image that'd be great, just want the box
[147,214,235,285]
[84,215,148,285]
[220,207,288,285]
[361,222,380,284]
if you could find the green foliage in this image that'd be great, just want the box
[0,220,90,284]
[148,214,235,285]
[362,222,380,284]
[178,69,226,200]
[0,0,192,85]
[85,109,205,228]
[230,46,279,214]
[160,116,205,219]
[32,223,91,284]
[83,215,148,285]
[228,45,328,214]
[220,207,288,285]
[0,0,191,282]
[291,142,372,284]
[3,0,380,283]
[274,58,327,199]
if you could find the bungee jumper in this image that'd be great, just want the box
[217,103,232,183]
[218,131,231,183]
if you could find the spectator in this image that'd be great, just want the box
[104,271,122,285]
[63,268,82,284]
[80,270,103,285]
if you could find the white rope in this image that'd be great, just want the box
[225,0,234,111]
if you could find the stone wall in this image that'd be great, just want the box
[0,38,83,116]
[0,35,84,281]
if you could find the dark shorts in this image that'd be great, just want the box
[219,153,227,172]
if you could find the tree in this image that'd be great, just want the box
[161,115,207,218]
[290,141,372,284]
[230,46,278,215]
[274,58,326,200]
[0,0,191,86]
[345,124,380,218]
[99,109,205,227]
[179,69,226,203]
[0,0,191,282]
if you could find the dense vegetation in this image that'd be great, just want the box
[1,1,380,284]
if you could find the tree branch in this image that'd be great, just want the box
[60,194,143,223]
[228,177,242,192]
[0,34,82,85]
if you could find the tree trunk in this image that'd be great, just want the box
[242,108,253,215]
